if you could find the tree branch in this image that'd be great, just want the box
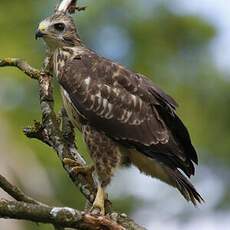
[56,0,86,14]
[0,175,145,230]
[0,175,41,205]
[0,199,124,230]
[0,58,40,79]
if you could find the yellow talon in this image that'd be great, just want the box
[90,186,105,216]
[71,165,95,175]
[63,158,95,185]
[63,158,80,167]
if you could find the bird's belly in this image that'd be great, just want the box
[128,149,173,185]
[60,87,82,131]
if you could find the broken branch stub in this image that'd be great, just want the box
[56,0,85,14]
[57,0,75,13]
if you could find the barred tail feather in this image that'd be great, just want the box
[165,167,204,205]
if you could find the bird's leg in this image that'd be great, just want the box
[63,158,95,183]
[90,185,106,216]
[64,158,106,215]
[64,157,106,215]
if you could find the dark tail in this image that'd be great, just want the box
[164,167,204,205]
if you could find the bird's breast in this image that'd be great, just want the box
[53,48,74,77]
[60,87,84,131]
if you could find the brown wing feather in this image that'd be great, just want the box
[58,49,198,177]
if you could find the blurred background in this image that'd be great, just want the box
[0,0,230,229]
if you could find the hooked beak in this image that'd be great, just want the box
[35,22,48,40]
[35,29,46,40]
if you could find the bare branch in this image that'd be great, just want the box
[0,175,42,205]
[58,0,75,12]
[0,175,65,230]
[0,199,124,230]
[0,175,128,230]
[57,0,86,14]
[0,58,40,79]
[0,174,144,229]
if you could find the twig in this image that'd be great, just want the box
[58,0,75,12]
[57,0,86,14]
[0,175,65,230]
[0,175,41,205]
[0,58,40,79]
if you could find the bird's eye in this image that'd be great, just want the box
[54,23,65,32]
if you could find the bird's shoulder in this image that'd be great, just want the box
[59,47,170,144]
[62,46,178,113]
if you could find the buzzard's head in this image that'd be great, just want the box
[35,12,80,50]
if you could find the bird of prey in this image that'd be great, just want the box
[36,6,203,215]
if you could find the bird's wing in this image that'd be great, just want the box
[59,50,197,177]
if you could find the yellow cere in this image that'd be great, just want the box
[38,22,48,32]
